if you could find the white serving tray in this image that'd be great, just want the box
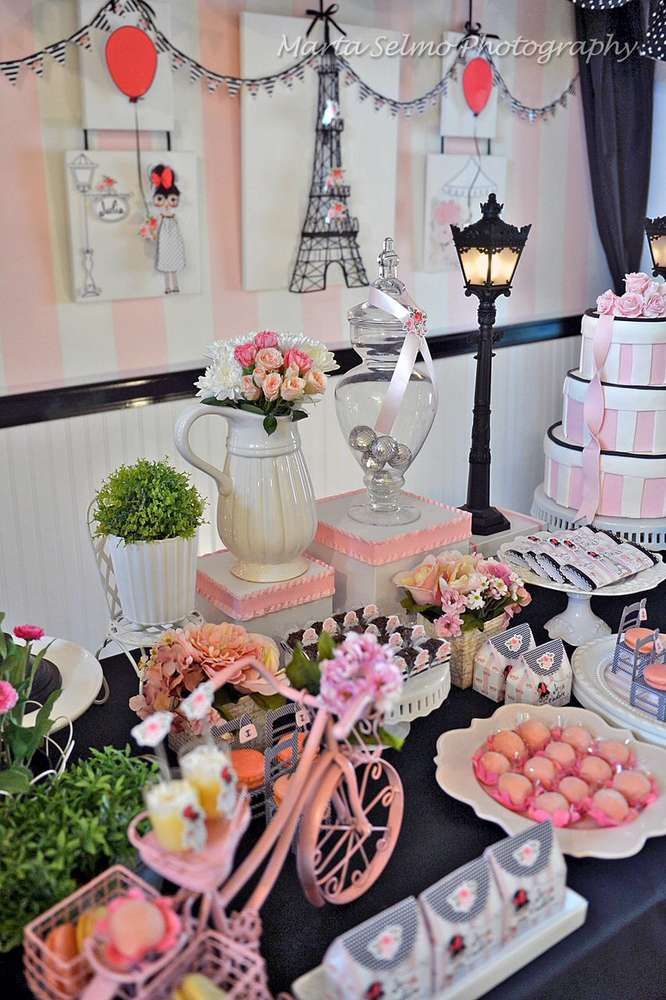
[292,888,587,1000]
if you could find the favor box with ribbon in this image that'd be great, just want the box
[323,896,432,1000]
[486,821,567,942]
[473,623,536,703]
[504,639,572,707]
[309,490,471,612]
[419,855,503,991]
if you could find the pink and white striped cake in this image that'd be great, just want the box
[544,423,666,519]
[562,370,666,453]
[579,310,666,386]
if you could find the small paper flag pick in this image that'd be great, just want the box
[180,681,214,722]
[132,711,174,747]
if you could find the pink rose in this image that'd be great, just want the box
[0,680,18,715]
[643,289,666,318]
[283,348,313,374]
[263,372,282,401]
[255,347,284,372]
[253,330,280,349]
[617,291,644,318]
[625,272,652,295]
[253,366,267,387]
[280,374,306,401]
[13,625,45,641]
[242,374,261,401]
[304,369,327,395]
[596,289,619,315]
[393,554,442,606]
[233,342,257,368]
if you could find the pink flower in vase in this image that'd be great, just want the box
[441,588,465,614]
[253,330,279,349]
[624,272,652,295]
[13,624,45,641]
[617,292,644,318]
[283,348,313,374]
[234,342,258,367]
[280,374,306,401]
[255,347,284,372]
[263,372,283,401]
[595,289,619,315]
[304,369,327,395]
[433,200,462,226]
[434,611,463,639]
[0,681,18,714]
[242,374,261,402]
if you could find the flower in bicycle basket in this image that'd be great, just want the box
[319,632,403,719]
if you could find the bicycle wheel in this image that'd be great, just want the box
[297,757,404,906]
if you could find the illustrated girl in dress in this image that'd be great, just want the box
[150,164,186,294]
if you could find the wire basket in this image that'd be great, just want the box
[23,865,162,1000]
[144,929,273,1000]
[434,614,507,689]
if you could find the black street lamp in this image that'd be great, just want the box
[645,215,666,279]
[451,193,531,536]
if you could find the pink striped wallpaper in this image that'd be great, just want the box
[0,0,610,392]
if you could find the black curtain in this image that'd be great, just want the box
[574,1,654,291]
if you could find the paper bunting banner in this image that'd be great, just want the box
[75,31,93,52]
[0,63,21,86]
[189,62,204,84]
[27,55,44,78]
[131,710,174,747]
[47,42,68,67]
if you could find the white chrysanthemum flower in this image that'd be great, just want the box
[195,346,244,401]
[279,333,339,373]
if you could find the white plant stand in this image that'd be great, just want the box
[499,537,666,648]
[532,484,666,552]
[292,889,587,1000]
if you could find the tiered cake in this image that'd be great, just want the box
[543,274,666,521]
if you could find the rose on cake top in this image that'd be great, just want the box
[596,273,666,319]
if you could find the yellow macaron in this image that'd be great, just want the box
[172,973,228,1000]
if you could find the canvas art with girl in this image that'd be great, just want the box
[141,163,186,294]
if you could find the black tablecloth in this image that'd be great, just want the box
[3,582,666,998]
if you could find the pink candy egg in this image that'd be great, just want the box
[478,751,511,782]
[533,791,569,816]
[497,772,532,808]
[107,900,166,961]
[578,755,613,788]
[560,725,593,754]
[596,740,632,768]
[591,788,630,823]
[524,756,557,789]
[543,741,577,770]
[558,776,590,805]
[612,770,652,806]
[489,730,527,762]
[516,720,551,754]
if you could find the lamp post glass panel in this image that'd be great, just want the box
[645,216,666,279]
[451,193,531,535]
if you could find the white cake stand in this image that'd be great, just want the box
[498,537,666,648]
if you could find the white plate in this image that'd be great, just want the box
[573,637,666,747]
[21,637,104,733]
[434,703,666,859]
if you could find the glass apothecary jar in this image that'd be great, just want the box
[335,238,438,526]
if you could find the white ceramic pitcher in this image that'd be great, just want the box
[174,403,317,582]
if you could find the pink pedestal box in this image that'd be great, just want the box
[323,896,432,1000]
[486,821,566,943]
[469,509,544,557]
[309,490,472,612]
[196,549,335,639]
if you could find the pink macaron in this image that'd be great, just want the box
[578,755,613,788]
[524,755,558,790]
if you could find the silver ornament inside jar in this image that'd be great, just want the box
[335,237,438,525]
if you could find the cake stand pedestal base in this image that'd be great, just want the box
[544,593,612,647]
[532,484,666,552]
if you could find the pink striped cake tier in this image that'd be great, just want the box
[543,423,666,519]
[562,369,666,453]
[579,310,666,386]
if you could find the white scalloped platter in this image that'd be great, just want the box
[434,703,666,859]
[572,637,666,747]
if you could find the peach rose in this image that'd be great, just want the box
[304,369,327,395]
[283,347,313,374]
[233,342,257,368]
[624,272,652,296]
[186,623,256,673]
[617,291,644,318]
[280,374,306,401]
[393,554,442,605]
[253,365,267,387]
[253,330,279,348]
[242,374,261,401]
[223,634,283,696]
[596,289,619,316]
[263,372,282,401]
[255,347,283,371]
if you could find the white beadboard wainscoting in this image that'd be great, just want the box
[0,336,578,653]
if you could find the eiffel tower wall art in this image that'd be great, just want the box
[240,12,400,293]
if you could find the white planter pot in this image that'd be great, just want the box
[107,533,199,627]
[174,404,317,583]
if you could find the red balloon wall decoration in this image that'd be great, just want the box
[462,57,493,116]
[105,25,158,102]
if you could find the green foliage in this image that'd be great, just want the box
[93,458,206,544]
[0,746,158,952]
[201,396,309,437]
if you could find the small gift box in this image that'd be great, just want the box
[473,624,536,703]
[418,855,502,991]
[323,897,431,1000]
[505,639,572,707]
[486,821,566,942]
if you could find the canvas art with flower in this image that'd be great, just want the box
[195,330,338,435]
